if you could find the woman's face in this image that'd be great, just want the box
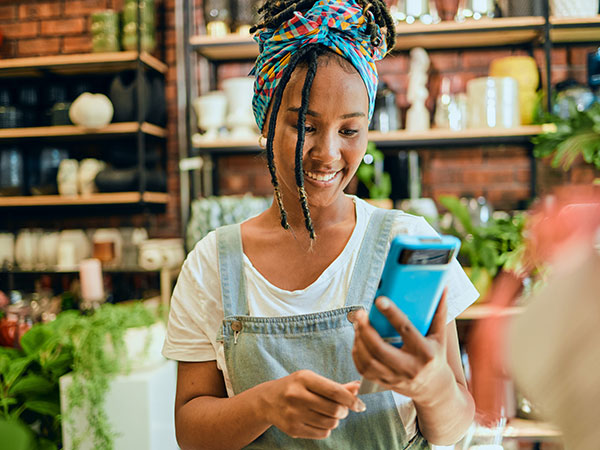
[268,59,370,209]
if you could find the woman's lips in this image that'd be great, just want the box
[303,170,341,183]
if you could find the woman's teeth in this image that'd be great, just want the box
[304,170,338,182]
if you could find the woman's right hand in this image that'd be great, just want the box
[259,370,366,439]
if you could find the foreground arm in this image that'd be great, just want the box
[175,362,365,450]
[353,294,475,445]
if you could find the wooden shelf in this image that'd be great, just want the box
[191,126,543,153]
[0,51,167,77]
[191,16,600,60]
[0,192,168,207]
[550,15,600,43]
[457,304,525,320]
[0,122,167,140]
[191,17,546,60]
[394,16,545,50]
[504,418,562,440]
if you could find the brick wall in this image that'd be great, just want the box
[214,43,600,211]
[0,0,180,237]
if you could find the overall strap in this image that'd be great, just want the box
[216,224,248,317]
[345,208,397,309]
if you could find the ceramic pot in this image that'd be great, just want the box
[0,233,15,267]
[193,92,228,140]
[57,159,79,196]
[15,229,40,270]
[69,93,114,129]
[92,228,123,266]
[223,77,258,138]
[489,56,539,125]
[38,232,60,268]
[57,230,90,269]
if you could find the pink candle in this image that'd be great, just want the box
[79,258,104,301]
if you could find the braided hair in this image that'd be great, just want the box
[251,0,395,240]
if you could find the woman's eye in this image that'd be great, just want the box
[292,125,316,133]
[341,129,358,136]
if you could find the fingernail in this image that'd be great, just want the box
[377,297,391,310]
[353,398,367,412]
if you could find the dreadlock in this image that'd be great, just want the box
[251,0,395,240]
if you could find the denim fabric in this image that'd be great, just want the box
[216,209,430,449]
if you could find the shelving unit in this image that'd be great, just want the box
[457,303,525,320]
[191,126,545,154]
[0,192,168,207]
[0,122,167,140]
[0,51,167,77]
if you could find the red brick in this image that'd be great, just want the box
[1,21,39,39]
[18,2,61,20]
[429,51,459,73]
[0,5,16,21]
[62,35,92,53]
[568,45,597,67]
[376,54,408,75]
[515,168,531,183]
[40,18,86,36]
[17,37,60,56]
[460,49,512,70]
[220,172,251,194]
[63,0,108,17]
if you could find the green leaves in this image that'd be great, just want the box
[357,142,392,200]
[439,195,526,279]
[533,102,600,172]
[8,375,54,397]
[22,400,60,417]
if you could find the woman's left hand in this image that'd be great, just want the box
[352,291,453,405]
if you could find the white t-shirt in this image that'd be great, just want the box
[163,196,479,439]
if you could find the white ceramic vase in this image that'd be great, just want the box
[223,77,258,139]
[467,77,520,129]
[193,92,227,141]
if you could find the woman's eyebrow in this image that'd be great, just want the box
[287,107,365,119]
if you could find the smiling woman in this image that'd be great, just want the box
[163,1,478,449]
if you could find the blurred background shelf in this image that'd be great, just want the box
[0,192,168,207]
[0,122,167,140]
[0,51,167,77]
[550,15,600,43]
[190,16,600,60]
[457,304,526,320]
[191,126,544,153]
[504,418,562,440]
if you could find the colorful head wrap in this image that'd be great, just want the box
[251,0,388,132]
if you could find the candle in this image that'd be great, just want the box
[79,258,104,302]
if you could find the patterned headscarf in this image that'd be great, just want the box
[251,0,388,132]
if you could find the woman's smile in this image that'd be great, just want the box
[303,169,342,185]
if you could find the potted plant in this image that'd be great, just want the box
[0,302,159,450]
[532,101,600,184]
[439,195,526,300]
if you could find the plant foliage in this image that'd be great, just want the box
[532,102,600,173]
[0,303,156,450]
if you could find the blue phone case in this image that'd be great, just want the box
[368,235,461,347]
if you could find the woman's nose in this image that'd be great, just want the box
[308,130,342,163]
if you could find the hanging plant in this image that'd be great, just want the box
[532,102,600,181]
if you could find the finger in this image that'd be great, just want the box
[288,423,333,440]
[305,391,350,420]
[342,381,360,396]
[427,289,448,345]
[301,371,365,412]
[353,327,400,378]
[374,297,433,357]
[302,409,341,430]
[354,308,420,376]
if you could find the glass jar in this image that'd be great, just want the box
[204,0,231,36]
[91,10,120,53]
[122,0,156,52]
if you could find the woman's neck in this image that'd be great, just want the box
[268,193,355,235]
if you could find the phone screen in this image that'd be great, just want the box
[397,248,453,265]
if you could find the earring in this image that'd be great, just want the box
[258,135,267,149]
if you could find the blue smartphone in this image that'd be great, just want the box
[368,234,461,348]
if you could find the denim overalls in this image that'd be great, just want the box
[216,208,430,449]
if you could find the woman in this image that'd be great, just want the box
[163,0,478,448]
